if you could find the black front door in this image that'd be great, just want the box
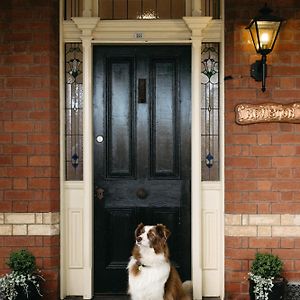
[93,46,191,294]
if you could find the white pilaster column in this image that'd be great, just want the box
[192,0,202,16]
[81,35,93,300]
[183,16,211,300]
[192,37,203,300]
[72,17,100,300]
[83,0,93,17]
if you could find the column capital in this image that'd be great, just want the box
[183,16,212,39]
[72,17,100,38]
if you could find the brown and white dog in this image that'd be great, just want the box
[127,223,191,300]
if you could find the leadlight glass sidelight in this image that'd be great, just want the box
[201,43,220,181]
[65,43,83,180]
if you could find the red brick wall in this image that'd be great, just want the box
[0,0,59,299]
[225,0,300,299]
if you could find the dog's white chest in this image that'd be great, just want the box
[128,257,170,300]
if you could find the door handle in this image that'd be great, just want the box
[95,186,104,201]
[136,187,148,199]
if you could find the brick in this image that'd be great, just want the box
[4,121,34,133]
[6,77,34,88]
[242,215,248,225]
[249,214,280,225]
[226,248,256,260]
[3,145,34,155]
[226,180,257,191]
[277,168,292,179]
[43,256,60,269]
[272,157,300,168]
[257,203,271,214]
[0,135,12,144]
[0,156,12,165]
[34,213,42,224]
[42,212,59,225]
[226,203,257,214]
[256,181,272,191]
[5,213,35,224]
[281,214,300,225]
[272,226,300,237]
[28,178,59,189]
[225,214,242,225]
[0,179,12,189]
[272,181,300,191]
[7,167,36,177]
[249,238,280,248]
[28,201,51,212]
[225,226,257,237]
[257,226,271,237]
[247,169,277,179]
[12,201,28,212]
[272,203,300,214]
[5,190,35,201]
[251,145,281,156]
[3,236,35,247]
[13,178,27,189]
[29,223,59,236]
[225,236,242,248]
[12,156,27,166]
[12,225,27,235]
[257,134,271,145]
[0,225,12,235]
[12,134,28,144]
[257,157,271,168]
[29,156,53,166]
[272,134,300,144]
[281,238,295,248]
[273,249,300,259]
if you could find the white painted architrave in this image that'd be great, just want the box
[60,16,224,300]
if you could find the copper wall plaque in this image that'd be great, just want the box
[235,103,300,125]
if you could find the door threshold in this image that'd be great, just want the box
[64,295,129,300]
[65,296,220,300]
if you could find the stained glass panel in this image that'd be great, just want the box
[201,43,220,181]
[65,43,83,180]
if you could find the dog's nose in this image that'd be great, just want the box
[136,236,142,243]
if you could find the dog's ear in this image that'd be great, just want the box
[156,224,171,241]
[135,223,144,238]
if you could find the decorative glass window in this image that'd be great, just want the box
[65,43,83,180]
[99,0,185,20]
[64,0,221,20]
[201,43,220,181]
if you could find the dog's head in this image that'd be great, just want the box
[134,223,170,254]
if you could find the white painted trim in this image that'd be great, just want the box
[81,36,94,300]
[183,16,212,299]
[63,19,222,43]
[59,0,66,298]
[219,12,225,298]
[60,15,225,300]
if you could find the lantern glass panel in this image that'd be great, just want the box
[256,20,281,51]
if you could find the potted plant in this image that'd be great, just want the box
[0,249,44,300]
[249,252,286,300]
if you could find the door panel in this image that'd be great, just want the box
[93,46,191,294]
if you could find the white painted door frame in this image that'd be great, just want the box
[60,16,224,300]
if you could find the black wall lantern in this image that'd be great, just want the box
[246,4,285,92]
